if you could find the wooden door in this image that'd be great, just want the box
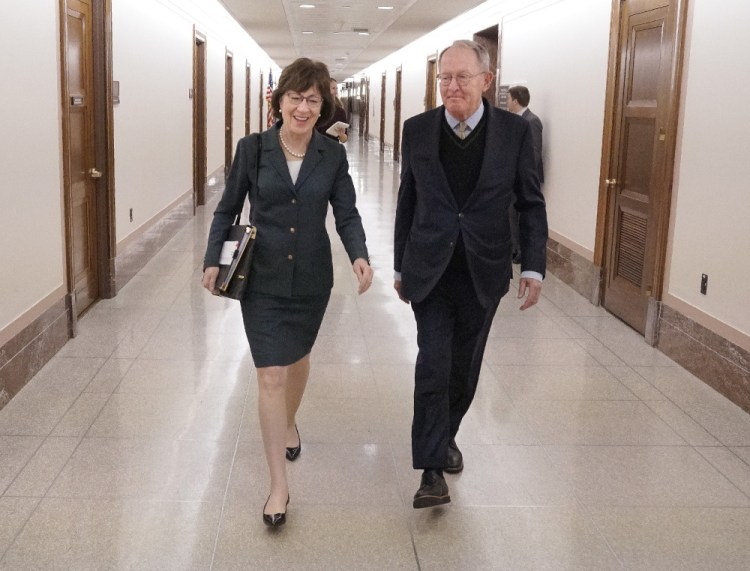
[362,76,370,140]
[245,61,251,135]
[379,73,386,152]
[225,50,233,174]
[193,30,207,207]
[601,0,686,334]
[473,25,499,106]
[425,55,437,111]
[259,73,264,131]
[393,67,402,160]
[62,0,98,315]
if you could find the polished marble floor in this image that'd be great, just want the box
[2,130,750,569]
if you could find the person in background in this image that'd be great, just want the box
[394,40,547,509]
[317,78,349,143]
[203,58,373,527]
[507,85,544,264]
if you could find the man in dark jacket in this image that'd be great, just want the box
[394,40,548,508]
[507,84,545,263]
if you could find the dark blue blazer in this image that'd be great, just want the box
[205,125,368,297]
[394,101,547,307]
[523,108,544,183]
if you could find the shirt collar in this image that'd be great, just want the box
[514,106,527,116]
[445,103,484,131]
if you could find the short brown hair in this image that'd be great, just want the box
[270,58,335,125]
[508,85,530,107]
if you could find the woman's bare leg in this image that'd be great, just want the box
[257,365,289,514]
[285,353,310,447]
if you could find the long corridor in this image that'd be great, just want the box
[2,128,750,570]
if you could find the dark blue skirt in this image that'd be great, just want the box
[240,291,331,368]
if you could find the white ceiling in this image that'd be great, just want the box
[218,0,488,80]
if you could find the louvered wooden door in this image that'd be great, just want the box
[603,0,682,334]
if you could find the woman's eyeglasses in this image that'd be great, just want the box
[286,93,323,108]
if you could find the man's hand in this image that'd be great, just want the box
[352,258,373,294]
[517,276,542,310]
[394,280,410,304]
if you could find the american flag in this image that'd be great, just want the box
[266,69,274,128]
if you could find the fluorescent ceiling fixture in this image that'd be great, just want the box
[378,6,394,9]
[300,4,315,8]
[358,32,370,35]
[302,31,313,34]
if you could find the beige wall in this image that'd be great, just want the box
[664,0,750,340]
[112,0,278,247]
[0,0,65,340]
[0,0,277,345]
[501,0,611,257]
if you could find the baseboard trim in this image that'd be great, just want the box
[545,238,749,413]
[546,236,602,305]
[0,294,71,409]
[656,303,750,414]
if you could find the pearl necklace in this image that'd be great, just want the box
[278,129,306,159]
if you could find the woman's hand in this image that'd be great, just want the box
[202,266,220,295]
[352,258,373,294]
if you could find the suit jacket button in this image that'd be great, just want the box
[288,254,294,260]
[290,227,296,233]
[449,242,454,248]
[291,199,297,204]
[458,213,464,218]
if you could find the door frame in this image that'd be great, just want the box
[379,72,386,152]
[594,0,688,339]
[192,28,207,207]
[393,66,402,160]
[473,25,499,106]
[245,60,251,135]
[58,0,116,314]
[425,53,437,111]
[225,48,234,174]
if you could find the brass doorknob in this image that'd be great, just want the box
[605,178,617,185]
[89,168,102,178]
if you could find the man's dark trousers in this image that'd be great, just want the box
[410,265,500,469]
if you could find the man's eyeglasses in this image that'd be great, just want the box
[437,72,486,87]
[286,93,323,108]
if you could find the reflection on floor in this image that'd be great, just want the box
[2,132,750,570]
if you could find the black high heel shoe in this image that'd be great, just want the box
[263,495,290,527]
[285,425,301,461]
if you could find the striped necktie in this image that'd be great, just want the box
[457,121,468,139]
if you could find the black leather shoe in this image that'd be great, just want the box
[286,425,301,461]
[263,495,289,527]
[445,438,464,474]
[413,469,450,509]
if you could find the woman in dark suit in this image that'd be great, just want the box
[202,58,373,527]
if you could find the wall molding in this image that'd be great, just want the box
[0,294,71,409]
[546,235,601,305]
[657,302,750,414]
[546,239,750,414]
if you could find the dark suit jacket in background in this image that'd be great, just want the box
[316,105,349,141]
[394,100,547,308]
[522,108,544,183]
[205,126,368,297]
